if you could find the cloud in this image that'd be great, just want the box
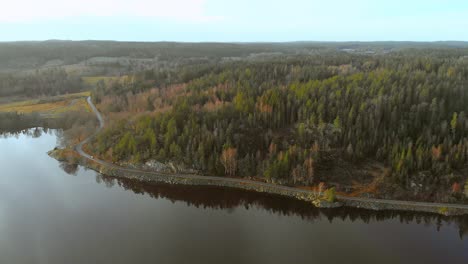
[0,0,221,23]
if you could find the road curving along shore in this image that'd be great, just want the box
[53,97,468,216]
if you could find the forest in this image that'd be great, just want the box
[0,69,83,97]
[84,47,468,203]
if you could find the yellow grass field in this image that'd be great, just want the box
[0,91,91,117]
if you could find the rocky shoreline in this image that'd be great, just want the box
[49,149,468,216]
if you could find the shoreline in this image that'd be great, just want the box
[50,149,468,216]
[53,96,468,216]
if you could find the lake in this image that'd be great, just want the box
[1,128,467,264]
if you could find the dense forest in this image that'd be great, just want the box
[2,40,467,97]
[0,69,83,97]
[85,47,468,203]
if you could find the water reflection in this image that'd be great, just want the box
[58,161,79,176]
[92,173,468,239]
[0,127,58,139]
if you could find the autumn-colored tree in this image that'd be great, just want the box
[431,145,442,161]
[452,182,461,193]
[221,147,237,177]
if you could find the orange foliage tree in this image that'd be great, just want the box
[221,147,238,177]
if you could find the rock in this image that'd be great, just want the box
[144,160,170,172]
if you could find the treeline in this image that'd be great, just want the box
[0,69,83,97]
[88,50,468,201]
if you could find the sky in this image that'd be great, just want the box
[0,0,467,42]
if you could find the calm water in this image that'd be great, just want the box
[1,128,468,264]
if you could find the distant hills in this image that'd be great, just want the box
[1,40,467,73]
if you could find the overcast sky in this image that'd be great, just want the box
[1,0,467,42]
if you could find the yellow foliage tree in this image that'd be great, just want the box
[221,147,237,177]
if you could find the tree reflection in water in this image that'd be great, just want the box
[0,127,58,139]
[89,173,468,239]
[58,161,79,176]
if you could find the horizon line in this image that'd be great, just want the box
[1,39,468,44]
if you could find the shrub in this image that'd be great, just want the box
[438,207,449,215]
[324,187,336,202]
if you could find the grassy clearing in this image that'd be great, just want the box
[0,91,91,116]
[0,91,90,105]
